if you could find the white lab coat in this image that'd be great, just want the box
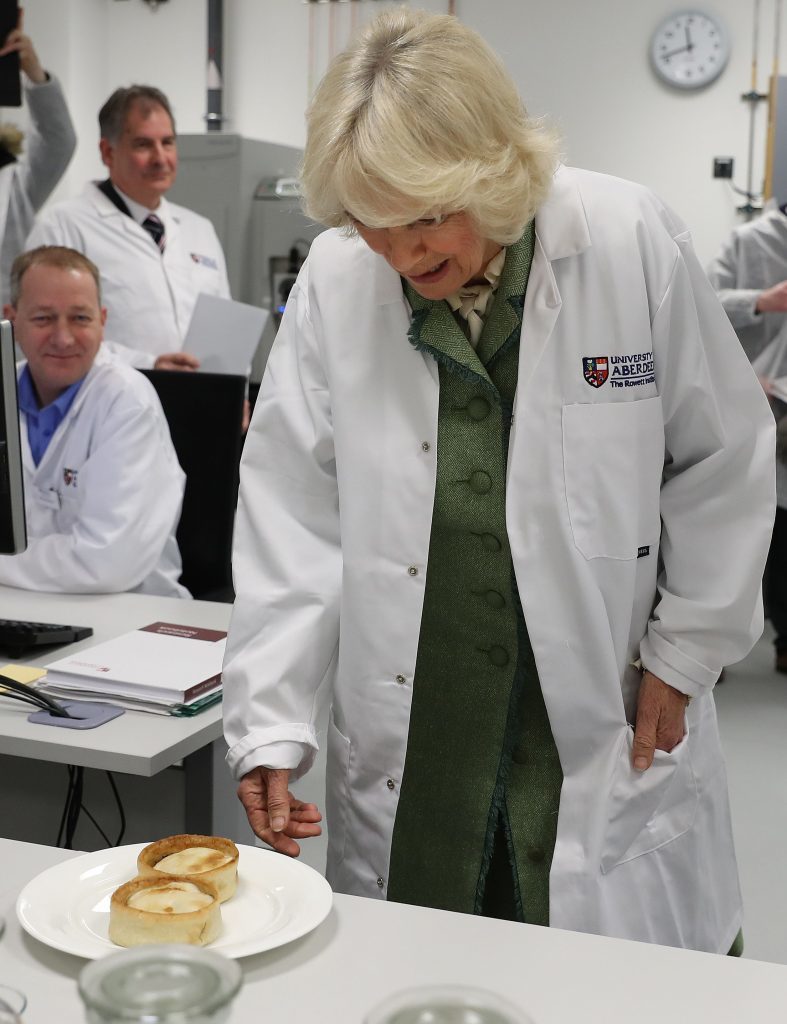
[26,185,230,366]
[706,205,787,507]
[223,166,776,951]
[0,350,188,597]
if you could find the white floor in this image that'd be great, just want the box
[714,624,787,964]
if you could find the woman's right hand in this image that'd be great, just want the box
[237,766,323,857]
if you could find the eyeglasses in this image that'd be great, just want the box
[348,212,453,236]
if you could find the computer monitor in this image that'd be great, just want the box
[0,318,26,553]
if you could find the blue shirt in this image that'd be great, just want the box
[17,366,85,466]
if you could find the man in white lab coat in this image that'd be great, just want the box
[0,245,188,596]
[26,85,230,370]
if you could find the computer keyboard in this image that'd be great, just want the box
[0,619,93,658]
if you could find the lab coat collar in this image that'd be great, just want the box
[111,183,160,225]
[86,181,131,221]
[85,181,179,246]
[533,164,593,262]
[17,351,107,421]
[16,354,106,474]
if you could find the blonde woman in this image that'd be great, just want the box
[223,9,774,952]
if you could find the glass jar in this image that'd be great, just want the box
[0,983,27,1024]
[78,945,242,1024]
[364,985,534,1024]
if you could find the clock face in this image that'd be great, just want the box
[650,10,729,89]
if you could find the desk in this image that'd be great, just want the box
[2,838,787,1024]
[0,587,231,834]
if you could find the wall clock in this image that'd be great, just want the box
[650,10,730,90]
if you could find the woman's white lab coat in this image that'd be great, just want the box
[223,166,776,951]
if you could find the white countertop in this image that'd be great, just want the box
[0,588,230,775]
[3,838,787,1024]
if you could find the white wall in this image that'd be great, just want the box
[24,0,205,200]
[13,0,784,264]
[23,0,108,204]
[475,0,765,265]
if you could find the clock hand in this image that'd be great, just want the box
[684,24,694,52]
[660,43,691,59]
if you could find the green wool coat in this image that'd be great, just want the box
[386,224,563,924]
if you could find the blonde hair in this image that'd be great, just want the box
[0,123,23,158]
[301,7,560,245]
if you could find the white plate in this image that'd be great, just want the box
[16,842,332,959]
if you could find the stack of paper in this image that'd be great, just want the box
[37,621,227,716]
[183,294,269,375]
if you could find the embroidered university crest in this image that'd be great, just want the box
[63,468,78,487]
[582,356,609,388]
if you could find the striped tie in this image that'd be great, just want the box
[142,213,165,252]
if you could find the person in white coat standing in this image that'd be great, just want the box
[706,209,787,672]
[222,10,775,952]
[0,245,187,597]
[26,85,229,370]
[0,15,76,306]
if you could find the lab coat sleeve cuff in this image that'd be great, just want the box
[724,289,765,327]
[639,630,717,698]
[225,725,318,782]
[23,71,52,89]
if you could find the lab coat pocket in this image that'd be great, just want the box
[562,398,664,559]
[33,485,61,513]
[600,723,698,874]
[325,711,352,866]
[55,487,81,532]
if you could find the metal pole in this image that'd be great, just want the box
[745,0,762,213]
[764,0,782,199]
[206,0,224,132]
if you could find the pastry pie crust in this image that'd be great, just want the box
[109,875,221,948]
[137,834,239,902]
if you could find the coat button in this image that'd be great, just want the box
[421,441,431,452]
[488,645,509,667]
[512,746,528,765]
[467,396,490,420]
[395,674,406,684]
[408,566,418,576]
[377,877,385,888]
[478,532,502,552]
[469,470,492,494]
[526,847,545,863]
[484,589,505,609]
[387,779,395,790]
